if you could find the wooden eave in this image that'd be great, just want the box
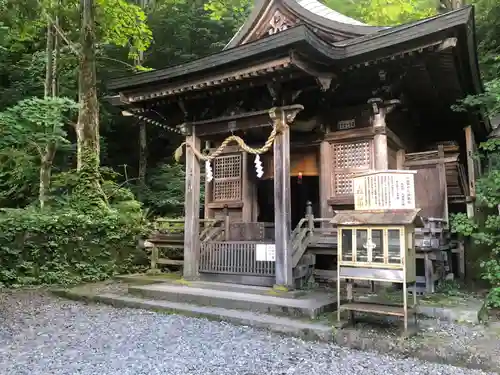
[123,57,296,103]
[330,209,424,227]
[108,7,475,95]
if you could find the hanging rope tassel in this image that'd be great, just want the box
[205,160,213,182]
[254,154,264,178]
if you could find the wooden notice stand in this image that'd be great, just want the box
[332,170,424,335]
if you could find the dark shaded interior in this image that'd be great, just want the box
[257,176,320,229]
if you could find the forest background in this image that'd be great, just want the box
[0,0,498,295]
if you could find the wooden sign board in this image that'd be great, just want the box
[353,170,417,210]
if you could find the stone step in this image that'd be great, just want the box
[128,283,336,318]
[156,280,306,298]
[92,293,334,341]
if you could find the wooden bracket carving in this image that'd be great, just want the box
[266,83,281,104]
[268,104,304,132]
[119,92,130,104]
[177,99,188,119]
[368,97,383,115]
[268,10,294,35]
[290,51,335,92]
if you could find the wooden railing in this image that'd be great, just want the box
[291,202,338,268]
[145,218,224,271]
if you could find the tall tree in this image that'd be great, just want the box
[39,4,61,208]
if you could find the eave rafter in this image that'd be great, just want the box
[122,51,339,104]
[341,37,458,72]
[123,57,296,103]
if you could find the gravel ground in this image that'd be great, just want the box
[0,289,497,375]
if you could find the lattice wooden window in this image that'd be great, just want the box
[212,154,242,201]
[331,141,372,199]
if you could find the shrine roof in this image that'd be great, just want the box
[330,210,424,227]
[107,6,475,93]
[224,0,380,50]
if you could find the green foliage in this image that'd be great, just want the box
[204,0,251,24]
[456,0,500,117]
[0,207,149,287]
[451,139,500,308]
[142,163,186,216]
[354,0,436,26]
[96,0,153,59]
[0,97,77,153]
[0,97,77,207]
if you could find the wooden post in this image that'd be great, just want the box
[437,144,448,224]
[242,151,253,222]
[270,105,303,289]
[223,205,230,241]
[369,98,388,170]
[319,138,332,220]
[396,149,406,170]
[151,245,158,272]
[204,141,214,219]
[464,126,477,219]
[183,128,201,280]
[272,109,292,288]
[306,200,314,231]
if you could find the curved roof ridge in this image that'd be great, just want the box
[224,0,383,50]
[294,0,366,26]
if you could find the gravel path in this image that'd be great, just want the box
[0,289,496,375]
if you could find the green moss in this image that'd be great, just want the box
[173,278,191,286]
[273,285,289,292]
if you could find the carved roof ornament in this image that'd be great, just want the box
[268,10,294,36]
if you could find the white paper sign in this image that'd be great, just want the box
[256,244,276,262]
[353,170,417,211]
[256,244,267,261]
[266,244,276,261]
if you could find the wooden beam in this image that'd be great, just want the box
[183,130,201,280]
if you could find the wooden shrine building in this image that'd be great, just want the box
[108,2,490,289]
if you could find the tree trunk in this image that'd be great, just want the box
[74,0,106,209]
[138,120,147,194]
[39,18,57,209]
[135,48,148,197]
[135,0,148,197]
[76,0,100,173]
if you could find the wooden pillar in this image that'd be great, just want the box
[269,105,303,289]
[203,141,214,219]
[183,128,201,280]
[369,98,388,170]
[242,151,253,222]
[319,136,332,219]
[437,144,448,224]
[369,98,400,170]
[396,149,406,169]
[464,126,477,219]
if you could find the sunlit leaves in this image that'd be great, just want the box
[355,0,436,26]
[96,0,152,58]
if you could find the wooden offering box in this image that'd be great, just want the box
[333,170,424,334]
